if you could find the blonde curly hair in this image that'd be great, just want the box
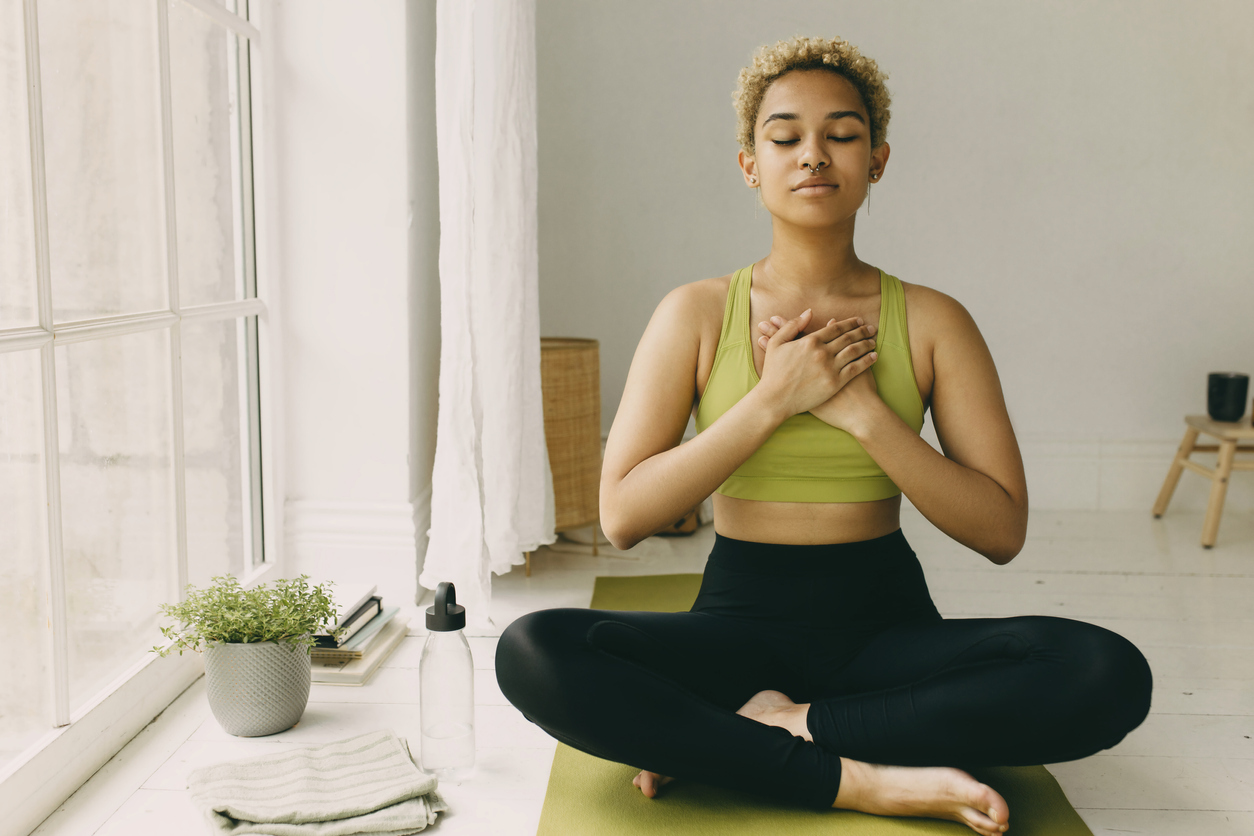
[732,36,891,156]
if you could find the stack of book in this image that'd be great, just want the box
[311,584,409,686]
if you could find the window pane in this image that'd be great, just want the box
[0,351,51,770]
[57,330,175,711]
[169,2,244,308]
[182,318,252,585]
[0,1,38,329]
[39,0,168,322]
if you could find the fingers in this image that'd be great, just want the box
[758,313,861,338]
[766,308,812,346]
[757,315,875,354]
[838,346,878,379]
[819,319,875,349]
[824,323,877,360]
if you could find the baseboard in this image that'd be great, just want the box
[6,652,203,836]
[1015,438,1252,511]
[285,500,418,548]
[284,500,420,606]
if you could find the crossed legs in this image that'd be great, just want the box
[495,607,1151,835]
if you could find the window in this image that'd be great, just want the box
[0,0,272,822]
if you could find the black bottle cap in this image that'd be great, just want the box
[426,582,466,631]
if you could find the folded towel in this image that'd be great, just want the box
[188,730,448,835]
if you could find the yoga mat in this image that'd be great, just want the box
[535,573,1093,836]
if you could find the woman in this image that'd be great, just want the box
[496,36,1151,836]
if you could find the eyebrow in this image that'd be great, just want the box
[761,110,865,127]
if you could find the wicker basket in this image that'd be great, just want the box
[540,337,601,538]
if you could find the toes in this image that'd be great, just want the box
[632,770,672,799]
[758,689,797,707]
[958,805,1005,836]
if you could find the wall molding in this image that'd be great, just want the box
[285,500,418,550]
[284,500,420,606]
[1016,437,1253,512]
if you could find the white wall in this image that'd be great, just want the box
[269,0,417,601]
[536,0,1254,512]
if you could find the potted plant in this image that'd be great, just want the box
[152,574,337,737]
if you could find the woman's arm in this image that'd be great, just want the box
[847,291,1029,564]
[600,284,792,550]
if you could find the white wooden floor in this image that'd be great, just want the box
[29,507,1254,836]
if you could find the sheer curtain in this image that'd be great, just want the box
[422,0,554,630]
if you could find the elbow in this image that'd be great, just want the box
[984,508,1028,566]
[599,490,640,552]
[601,521,639,552]
[984,543,1021,565]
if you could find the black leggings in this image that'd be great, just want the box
[495,529,1153,810]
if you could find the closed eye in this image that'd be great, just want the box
[772,137,856,145]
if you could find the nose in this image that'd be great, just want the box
[799,145,830,174]
[797,130,833,173]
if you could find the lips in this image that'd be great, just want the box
[793,181,836,192]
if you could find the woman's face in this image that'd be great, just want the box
[741,69,888,228]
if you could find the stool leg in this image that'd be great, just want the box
[592,523,599,557]
[525,550,532,577]
[1153,427,1200,518]
[1201,440,1238,548]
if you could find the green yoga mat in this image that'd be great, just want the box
[535,573,1093,836]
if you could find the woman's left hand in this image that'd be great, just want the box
[757,316,882,434]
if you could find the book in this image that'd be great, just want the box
[329,584,378,622]
[312,585,377,647]
[310,606,400,661]
[311,616,410,686]
[314,596,382,648]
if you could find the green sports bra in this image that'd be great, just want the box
[694,263,926,503]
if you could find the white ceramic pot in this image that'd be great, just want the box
[204,640,312,737]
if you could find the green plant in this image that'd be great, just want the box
[152,574,338,657]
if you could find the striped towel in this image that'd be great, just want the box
[187,730,448,835]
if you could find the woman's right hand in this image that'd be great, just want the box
[756,310,878,418]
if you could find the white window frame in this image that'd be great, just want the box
[0,1,283,832]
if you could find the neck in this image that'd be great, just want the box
[759,215,871,298]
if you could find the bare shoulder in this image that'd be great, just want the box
[895,279,982,407]
[646,272,732,399]
[663,272,730,324]
[602,271,733,486]
[898,279,978,348]
[686,272,735,398]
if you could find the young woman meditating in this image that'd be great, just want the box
[495,35,1152,836]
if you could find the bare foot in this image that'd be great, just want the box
[737,691,1008,835]
[736,689,812,740]
[836,758,1010,836]
[632,769,674,798]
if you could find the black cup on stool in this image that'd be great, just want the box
[1207,372,1249,422]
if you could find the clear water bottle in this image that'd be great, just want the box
[420,582,475,781]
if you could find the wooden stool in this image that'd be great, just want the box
[1152,414,1254,547]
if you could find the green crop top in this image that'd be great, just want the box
[694,263,926,502]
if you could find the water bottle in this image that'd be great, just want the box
[420,582,475,781]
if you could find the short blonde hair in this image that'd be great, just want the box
[732,36,891,156]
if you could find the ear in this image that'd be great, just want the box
[738,149,758,186]
[869,141,891,182]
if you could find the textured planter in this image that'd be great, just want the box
[204,641,312,737]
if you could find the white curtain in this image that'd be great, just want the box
[422,0,555,630]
